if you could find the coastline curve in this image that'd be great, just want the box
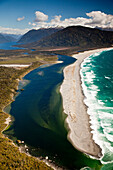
[60,47,113,158]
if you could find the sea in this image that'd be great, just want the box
[0,42,24,50]
[2,41,113,169]
[3,54,101,169]
[80,49,113,169]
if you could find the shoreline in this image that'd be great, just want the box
[1,61,63,170]
[1,48,112,168]
[2,99,57,170]
[60,47,113,158]
[0,64,30,67]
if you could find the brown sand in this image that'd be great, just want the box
[60,47,113,158]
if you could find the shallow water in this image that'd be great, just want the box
[4,55,101,169]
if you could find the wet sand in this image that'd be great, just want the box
[60,47,113,158]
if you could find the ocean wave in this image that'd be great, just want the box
[105,76,111,80]
[80,49,113,164]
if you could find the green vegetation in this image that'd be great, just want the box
[0,49,58,65]
[0,52,57,169]
[0,112,52,170]
[0,57,38,64]
[23,26,113,49]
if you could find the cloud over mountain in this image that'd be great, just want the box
[0,26,29,34]
[35,11,48,22]
[31,11,113,30]
[1,11,113,34]
[86,11,113,28]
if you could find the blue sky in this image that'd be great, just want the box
[0,0,113,34]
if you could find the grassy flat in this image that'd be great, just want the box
[0,51,57,169]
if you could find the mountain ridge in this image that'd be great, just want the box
[29,26,113,48]
[18,27,63,44]
[0,33,18,43]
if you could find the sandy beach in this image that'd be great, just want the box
[60,47,113,158]
[0,64,30,67]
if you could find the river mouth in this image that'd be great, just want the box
[4,55,101,169]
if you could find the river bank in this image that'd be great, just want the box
[0,61,56,169]
[60,47,113,158]
[1,53,102,169]
[1,58,68,170]
[2,55,76,170]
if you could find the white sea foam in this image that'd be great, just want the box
[105,76,111,80]
[104,133,113,142]
[101,123,111,127]
[80,49,113,164]
[92,52,102,57]
[104,142,113,152]
[98,112,113,119]
[90,84,99,90]
[98,100,105,105]
[104,127,113,134]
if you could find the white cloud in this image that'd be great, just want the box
[31,11,113,30]
[28,22,31,25]
[51,15,62,23]
[0,26,29,35]
[86,11,113,28]
[1,11,113,35]
[17,16,25,22]
[28,22,36,26]
[35,11,48,22]
[32,23,36,26]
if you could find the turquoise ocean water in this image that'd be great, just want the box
[2,40,113,169]
[4,55,101,169]
[80,49,113,169]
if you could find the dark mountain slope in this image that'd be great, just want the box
[0,34,10,44]
[3,35,17,42]
[0,33,18,43]
[27,26,113,48]
[18,27,63,44]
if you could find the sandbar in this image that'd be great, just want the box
[0,64,30,67]
[60,47,113,158]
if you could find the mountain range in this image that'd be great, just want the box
[0,26,113,50]
[0,33,18,44]
[19,26,113,50]
[18,27,63,44]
